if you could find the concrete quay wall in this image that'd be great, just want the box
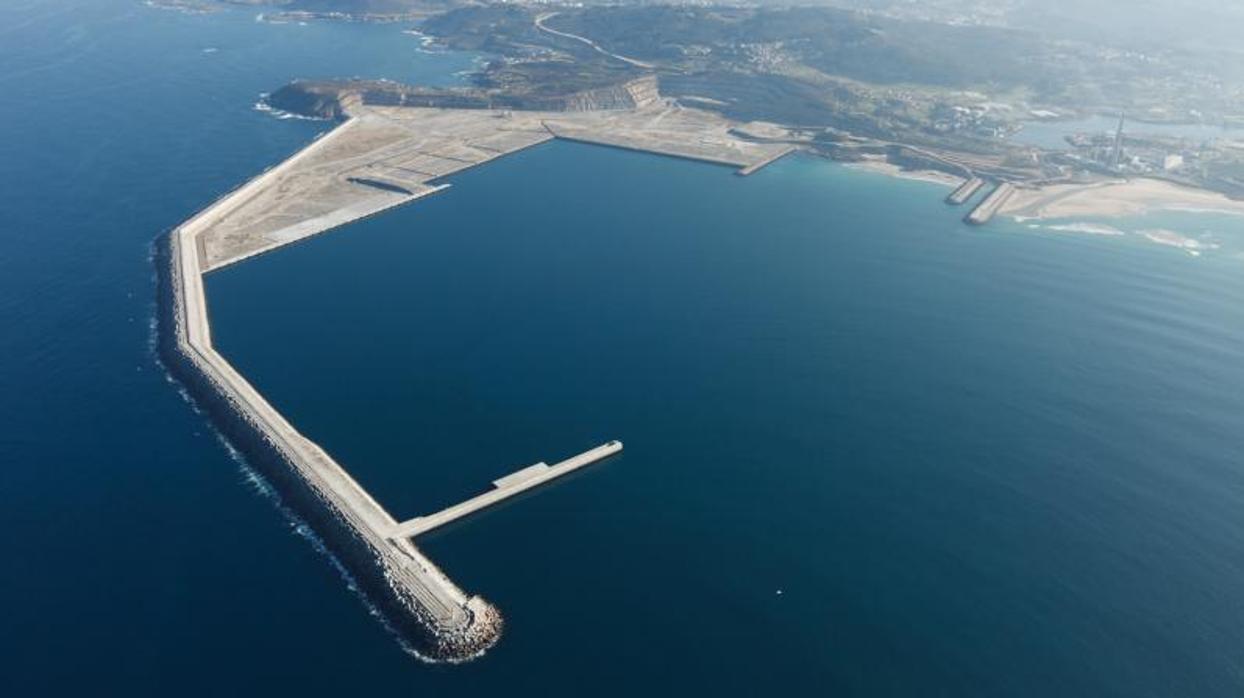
[946,177,984,205]
[547,131,752,170]
[156,194,500,661]
[391,441,623,540]
[965,182,1016,225]
[737,146,797,176]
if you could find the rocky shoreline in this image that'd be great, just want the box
[265,75,661,119]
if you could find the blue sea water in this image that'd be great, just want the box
[6,1,1244,695]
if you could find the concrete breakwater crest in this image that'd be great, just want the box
[155,82,793,660]
[149,304,484,661]
[156,227,507,661]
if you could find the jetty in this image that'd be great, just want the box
[158,96,789,660]
[390,441,623,540]
[737,146,797,176]
[965,182,1016,225]
[945,176,985,205]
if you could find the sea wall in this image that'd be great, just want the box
[154,224,500,661]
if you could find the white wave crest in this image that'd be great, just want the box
[1140,228,1219,255]
[1043,222,1127,236]
[253,97,327,122]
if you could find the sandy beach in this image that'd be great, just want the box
[1001,177,1244,220]
[845,158,965,188]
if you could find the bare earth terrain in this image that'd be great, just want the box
[201,101,794,270]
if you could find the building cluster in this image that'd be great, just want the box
[928,102,1020,139]
[1062,129,1201,176]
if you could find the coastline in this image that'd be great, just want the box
[844,158,965,188]
[1001,177,1244,220]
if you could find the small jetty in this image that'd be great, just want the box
[737,145,797,176]
[390,441,623,540]
[161,208,622,656]
[945,176,984,205]
[965,182,1015,225]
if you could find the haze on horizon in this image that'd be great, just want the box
[273,0,1244,49]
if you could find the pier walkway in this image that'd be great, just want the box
[390,441,623,540]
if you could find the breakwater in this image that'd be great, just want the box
[946,176,985,205]
[153,126,513,658]
[152,96,791,658]
[157,227,504,660]
[390,441,623,540]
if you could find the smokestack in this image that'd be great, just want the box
[1110,112,1125,171]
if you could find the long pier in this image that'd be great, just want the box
[390,441,623,540]
[164,198,493,660]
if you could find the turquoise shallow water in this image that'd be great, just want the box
[7,1,1244,695]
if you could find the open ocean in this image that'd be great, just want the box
[5,1,1244,695]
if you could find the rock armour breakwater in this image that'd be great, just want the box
[156,94,782,658]
[154,146,502,659]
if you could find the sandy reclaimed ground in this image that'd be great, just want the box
[845,158,965,187]
[199,102,793,270]
[1001,177,1244,220]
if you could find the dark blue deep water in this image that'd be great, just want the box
[6,1,1244,695]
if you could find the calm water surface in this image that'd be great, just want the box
[1013,114,1244,149]
[5,1,1244,695]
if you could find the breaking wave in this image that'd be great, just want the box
[1043,222,1127,236]
[253,94,327,122]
